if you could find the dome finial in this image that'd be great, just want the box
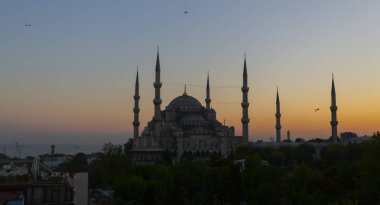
[183,84,187,96]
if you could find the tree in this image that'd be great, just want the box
[242,164,284,205]
[346,143,363,163]
[89,143,131,187]
[278,146,295,168]
[359,138,380,200]
[0,153,9,159]
[268,149,285,166]
[57,152,88,172]
[322,144,348,166]
[245,154,262,170]
[234,144,255,159]
[113,175,147,204]
[284,165,342,205]
[295,144,316,165]
[372,131,380,139]
[124,138,133,152]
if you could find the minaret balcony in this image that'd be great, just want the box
[241,87,249,92]
[153,82,162,88]
[330,106,338,111]
[153,99,162,105]
[241,118,250,123]
[241,102,250,107]
[133,108,140,113]
[133,122,140,126]
[134,95,140,100]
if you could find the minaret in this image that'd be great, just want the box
[275,88,281,143]
[330,74,338,143]
[287,130,290,141]
[133,68,140,138]
[205,73,211,109]
[153,47,162,136]
[241,54,250,140]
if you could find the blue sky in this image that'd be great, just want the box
[1,1,380,144]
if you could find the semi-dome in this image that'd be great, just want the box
[168,94,202,108]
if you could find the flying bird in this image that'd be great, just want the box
[184,11,188,14]
[315,108,320,112]
[24,23,32,27]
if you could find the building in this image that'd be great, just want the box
[41,155,71,170]
[340,132,372,144]
[0,158,87,205]
[340,132,358,143]
[131,50,249,164]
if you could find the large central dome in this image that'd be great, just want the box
[168,94,202,108]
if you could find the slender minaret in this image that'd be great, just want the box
[287,130,290,141]
[153,47,162,137]
[241,54,250,139]
[330,74,338,143]
[205,72,211,109]
[275,88,282,143]
[133,68,140,138]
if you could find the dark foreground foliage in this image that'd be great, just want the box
[60,135,380,205]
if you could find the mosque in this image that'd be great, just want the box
[130,49,340,164]
[131,50,249,164]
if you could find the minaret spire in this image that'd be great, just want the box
[241,54,250,140]
[330,74,338,143]
[153,47,162,136]
[331,73,336,96]
[243,53,247,86]
[205,72,211,109]
[275,87,282,143]
[183,84,187,95]
[155,46,160,71]
[133,67,140,138]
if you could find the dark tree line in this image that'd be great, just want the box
[58,134,380,205]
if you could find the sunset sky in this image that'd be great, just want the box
[1,1,380,144]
